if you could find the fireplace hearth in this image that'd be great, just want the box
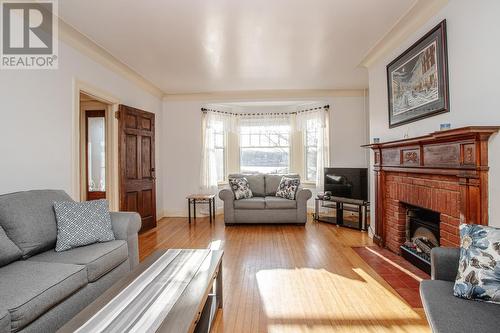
[400,205,440,274]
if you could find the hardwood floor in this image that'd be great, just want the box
[139,215,430,333]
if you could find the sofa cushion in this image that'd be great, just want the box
[0,190,73,258]
[228,174,265,197]
[453,223,500,304]
[276,177,301,200]
[265,197,297,209]
[0,226,22,267]
[0,261,87,332]
[233,197,265,210]
[228,177,253,200]
[0,310,9,333]
[53,199,115,252]
[28,240,128,282]
[421,280,500,333]
[265,174,300,196]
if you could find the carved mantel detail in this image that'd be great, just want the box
[364,126,499,248]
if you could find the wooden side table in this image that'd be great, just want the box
[186,194,216,224]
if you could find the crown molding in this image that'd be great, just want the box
[163,89,366,101]
[359,0,448,69]
[58,19,164,99]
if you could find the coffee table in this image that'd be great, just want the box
[58,249,223,333]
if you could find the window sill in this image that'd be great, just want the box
[217,182,228,188]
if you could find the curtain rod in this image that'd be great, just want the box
[201,105,329,116]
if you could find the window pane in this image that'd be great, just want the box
[279,133,289,146]
[87,117,106,192]
[306,147,317,181]
[240,148,289,174]
[269,134,279,146]
[239,123,290,174]
[306,130,318,146]
[240,134,249,146]
[215,148,224,182]
[250,134,260,146]
[260,133,270,146]
[215,133,224,147]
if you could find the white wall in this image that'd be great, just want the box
[162,95,369,216]
[0,39,164,213]
[367,0,500,227]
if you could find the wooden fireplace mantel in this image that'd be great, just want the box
[364,126,499,247]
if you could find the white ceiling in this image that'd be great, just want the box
[59,0,416,94]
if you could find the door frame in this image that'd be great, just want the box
[72,79,120,210]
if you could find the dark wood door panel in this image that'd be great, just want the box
[119,105,156,232]
[141,136,152,179]
[142,190,153,217]
[125,135,138,179]
[126,192,139,213]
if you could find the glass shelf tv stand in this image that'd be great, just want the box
[314,196,369,231]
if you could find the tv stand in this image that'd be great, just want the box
[314,196,369,231]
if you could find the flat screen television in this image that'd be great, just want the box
[324,167,368,201]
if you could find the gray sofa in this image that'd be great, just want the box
[420,247,500,333]
[219,174,312,225]
[0,190,141,333]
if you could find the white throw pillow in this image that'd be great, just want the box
[275,176,300,200]
[229,177,253,200]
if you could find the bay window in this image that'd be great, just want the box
[201,106,329,192]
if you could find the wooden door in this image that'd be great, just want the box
[118,105,157,231]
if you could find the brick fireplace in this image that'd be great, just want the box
[384,172,460,253]
[365,126,499,256]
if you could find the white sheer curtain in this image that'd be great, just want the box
[237,113,291,131]
[200,111,237,194]
[296,107,330,191]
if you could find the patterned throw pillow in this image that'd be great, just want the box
[453,224,500,304]
[229,177,253,200]
[53,200,115,252]
[275,176,300,200]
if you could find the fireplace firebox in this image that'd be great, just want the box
[400,205,440,274]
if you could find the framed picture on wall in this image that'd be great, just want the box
[387,20,449,128]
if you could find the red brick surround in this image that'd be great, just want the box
[384,172,460,253]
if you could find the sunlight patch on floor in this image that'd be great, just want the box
[364,246,423,282]
[256,267,430,333]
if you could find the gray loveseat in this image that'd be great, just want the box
[0,190,141,333]
[219,174,312,225]
[420,247,500,333]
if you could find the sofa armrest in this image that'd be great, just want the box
[219,189,235,224]
[296,188,312,203]
[431,247,460,282]
[296,188,312,223]
[110,212,141,270]
[219,189,234,202]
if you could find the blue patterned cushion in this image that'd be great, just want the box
[53,200,115,252]
[275,176,300,200]
[229,177,253,200]
[454,224,500,304]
